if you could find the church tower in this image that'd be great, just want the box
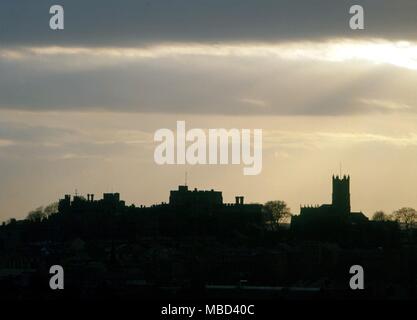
[332,175,350,214]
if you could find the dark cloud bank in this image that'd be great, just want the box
[1,0,417,47]
[0,0,416,116]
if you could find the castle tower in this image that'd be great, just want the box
[332,175,350,214]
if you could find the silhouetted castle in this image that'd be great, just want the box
[59,185,252,211]
[56,185,263,238]
[58,192,126,213]
[291,175,368,238]
[169,185,223,207]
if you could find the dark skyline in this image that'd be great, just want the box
[1,1,416,221]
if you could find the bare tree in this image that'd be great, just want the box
[43,202,59,218]
[392,207,417,229]
[26,207,45,222]
[372,210,389,222]
[26,202,58,222]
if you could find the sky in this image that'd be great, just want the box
[1,0,417,220]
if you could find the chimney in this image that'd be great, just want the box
[235,196,244,205]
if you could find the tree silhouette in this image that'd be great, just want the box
[26,202,58,222]
[263,200,291,230]
[26,207,45,222]
[43,202,59,218]
[372,210,389,222]
[392,207,417,230]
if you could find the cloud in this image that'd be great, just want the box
[360,99,413,111]
[264,130,417,150]
[0,41,416,115]
[1,2,416,116]
[2,0,417,47]
[0,139,13,147]
[0,121,75,144]
[4,39,417,70]
[0,120,154,162]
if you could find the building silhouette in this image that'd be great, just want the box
[0,175,407,300]
[291,175,368,238]
[332,175,350,214]
[56,185,263,238]
[169,185,223,207]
